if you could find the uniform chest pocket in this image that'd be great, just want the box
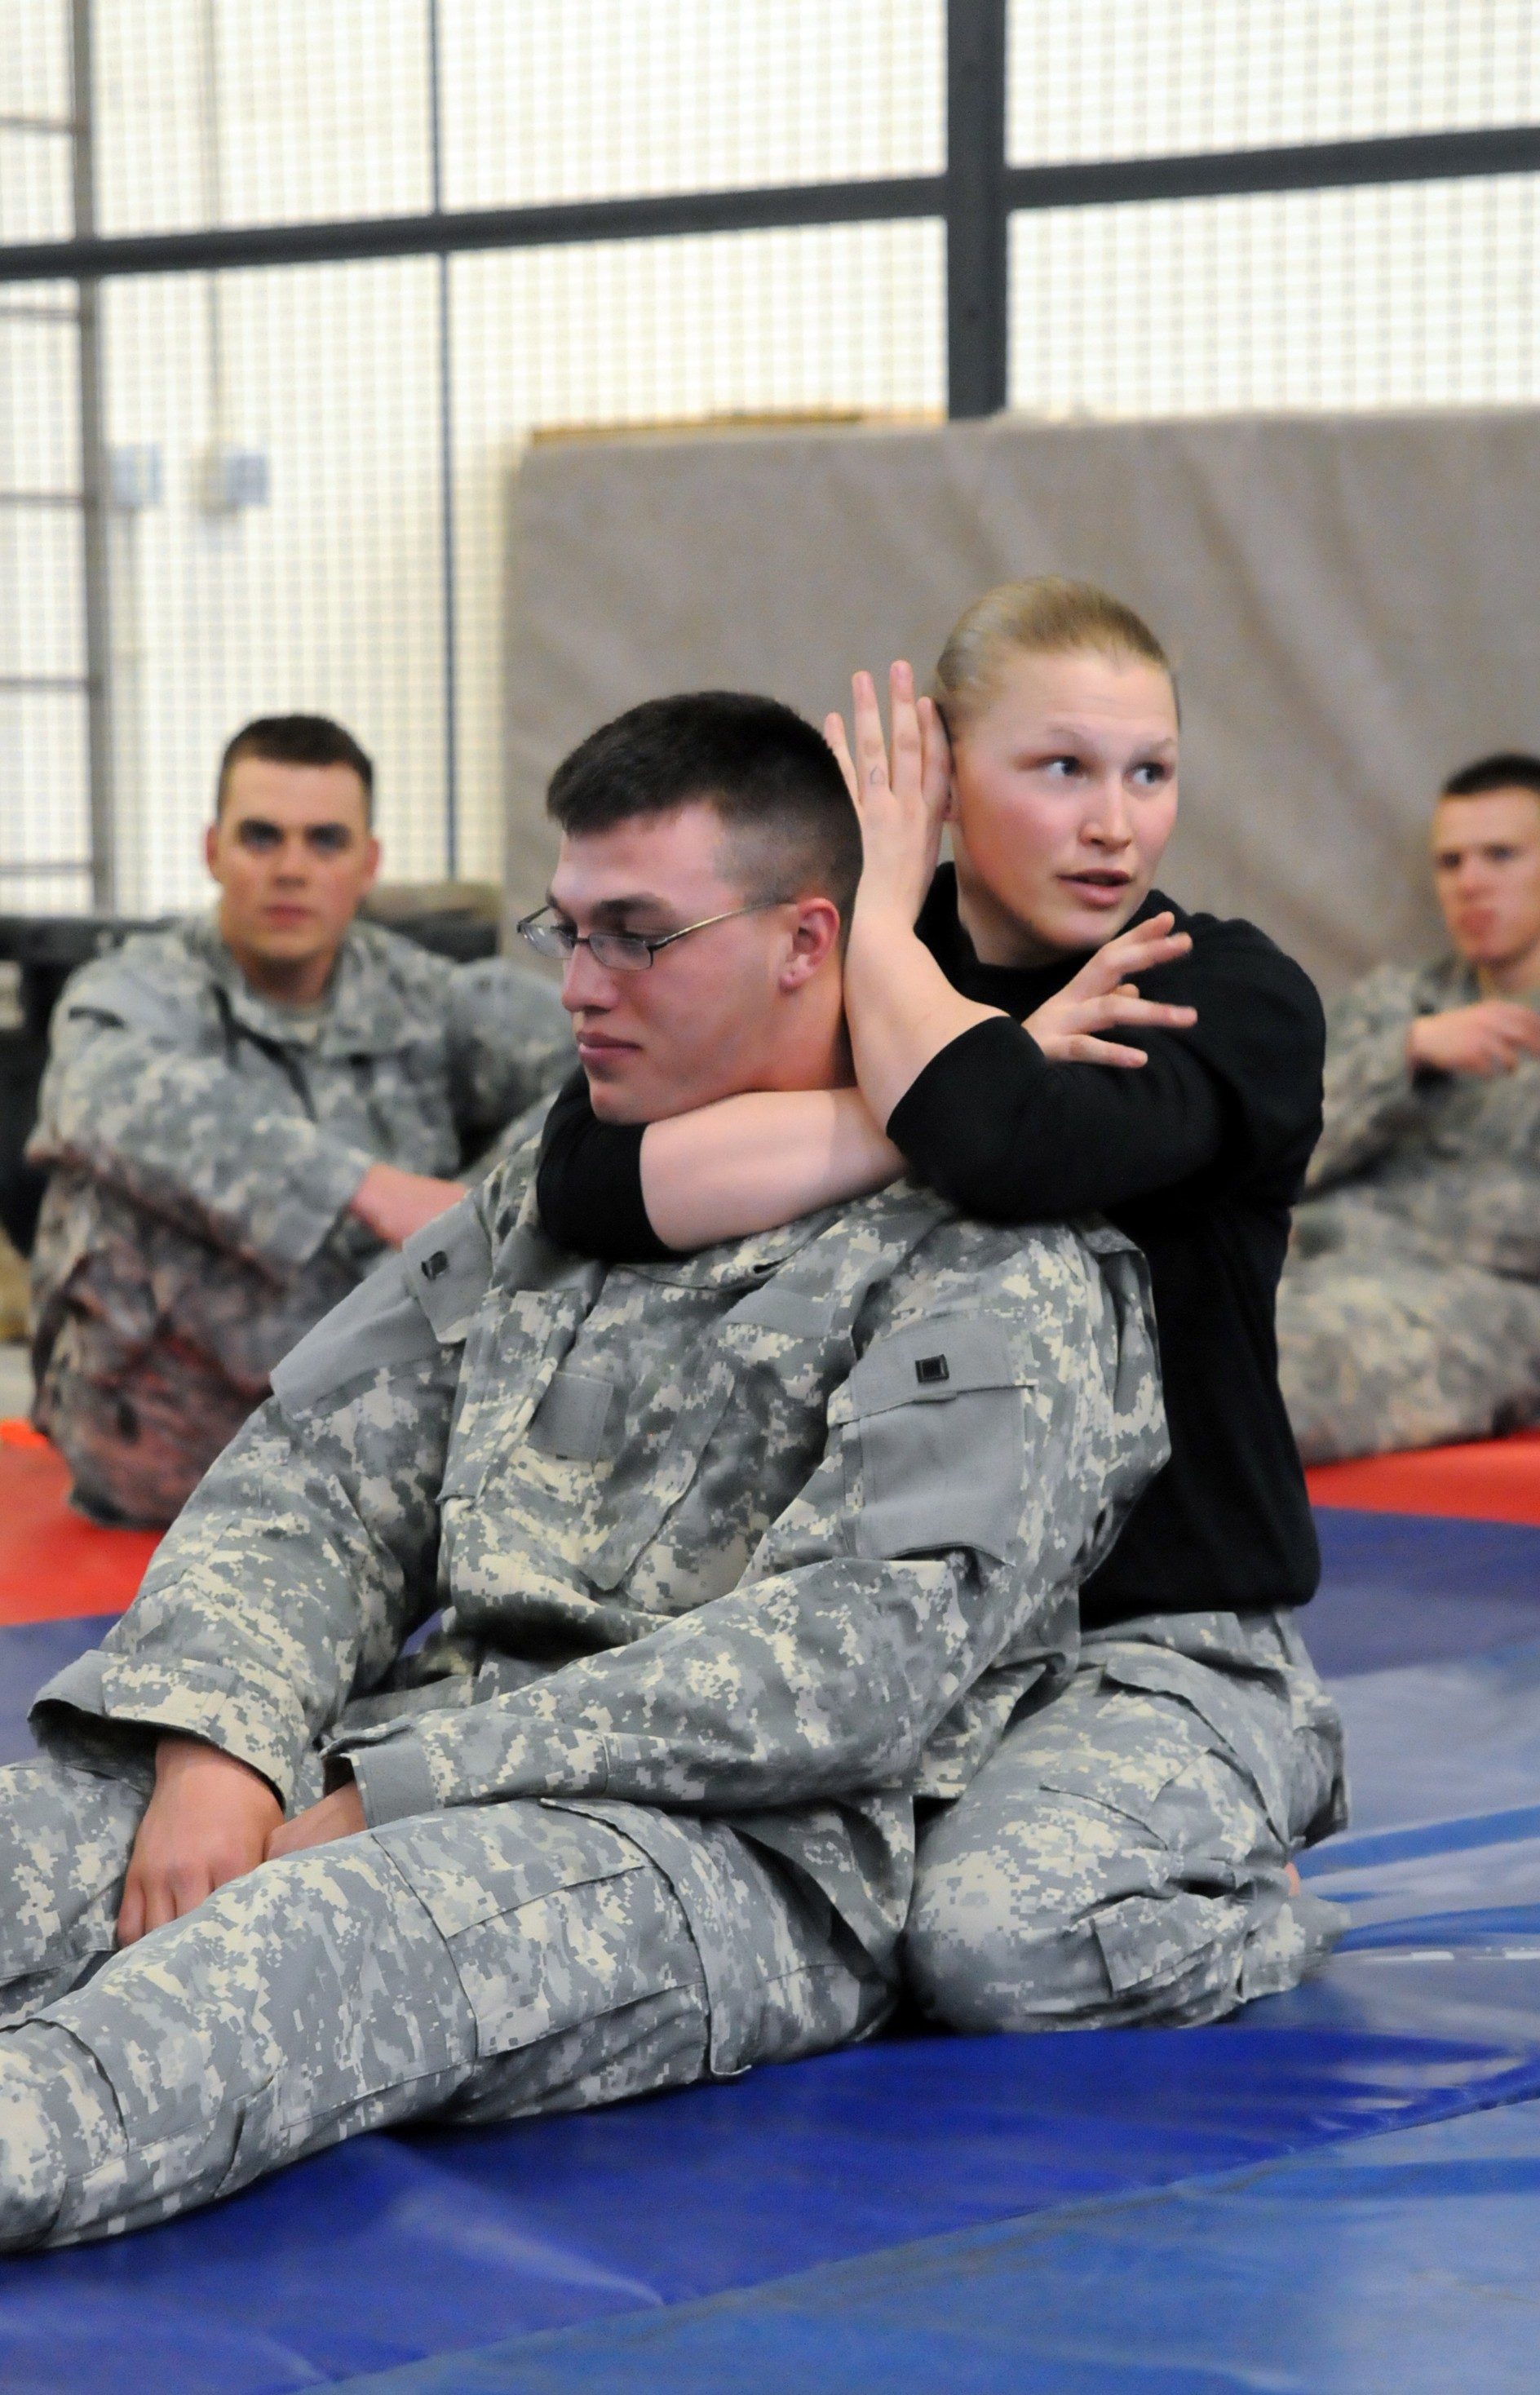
[842,1317,1032,1566]
[440,1290,583,1501]
[526,1368,618,1463]
[579,1351,739,1592]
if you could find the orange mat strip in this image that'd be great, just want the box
[1306,1428,1540,1527]
[3,1419,1538,1634]
[0,1429,158,1624]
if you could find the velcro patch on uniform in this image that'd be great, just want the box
[403,1199,493,1344]
[526,1369,615,1463]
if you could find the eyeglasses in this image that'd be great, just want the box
[516,899,791,972]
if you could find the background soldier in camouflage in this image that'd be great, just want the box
[1279,752,1540,1461]
[0,693,1170,2247]
[27,714,572,1526]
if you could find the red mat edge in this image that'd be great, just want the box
[1306,1429,1540,1527]
[0,1437,159,1625]
[2,1424,1539,1636]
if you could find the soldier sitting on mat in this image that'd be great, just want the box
[0,689,1171,2249]
[27,712,572,1529]
[1279,751,1540,1462]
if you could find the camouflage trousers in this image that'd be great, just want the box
[0,1758,883,2250]
[905,1609,1348,2032]
[1276,1244,1540,1464]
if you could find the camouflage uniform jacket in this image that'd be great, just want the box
[1302,955,1540,1279]
[34,1166,1164,2031]
[27,914,573,1401]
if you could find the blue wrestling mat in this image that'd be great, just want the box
[0,1507,1538,2393]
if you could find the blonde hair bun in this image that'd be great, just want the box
[933,576,1175,731]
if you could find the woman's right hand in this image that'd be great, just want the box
[825,662,952,932]
[1025,913,1197,1066]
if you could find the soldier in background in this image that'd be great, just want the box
[0,693,1170,2247]
[1280,752,1540,1461]
[27,714,572,1527]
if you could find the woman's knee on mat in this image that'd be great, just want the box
[905,1781,1170,2032]
[905,1748,1295,2034]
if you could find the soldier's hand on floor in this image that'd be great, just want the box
[263,1782,365,1862]
[117,1736,283,1945]
[348,1162,467,1246]
[1405,1000,1540,1078]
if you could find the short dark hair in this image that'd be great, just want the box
[547,691,861,917]
[1440,751,1540,804]
[216,715,374,821]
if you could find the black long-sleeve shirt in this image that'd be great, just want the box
[537,869,1325,1627]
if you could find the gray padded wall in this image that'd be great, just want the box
[504,409,1540,994]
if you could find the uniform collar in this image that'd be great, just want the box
[189,913,432,1056]
[628,1179,951,1293]
[628,1206,842,1290]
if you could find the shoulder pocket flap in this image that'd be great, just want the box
[403,1200,493,1344]
[64,960,187,1042]
[847,1316,1024,1420]
[272,1261,439,1413]
[526,1369,615,1463]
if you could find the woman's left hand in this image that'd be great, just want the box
[825,662,951,930]
[1025,912,1197,1065]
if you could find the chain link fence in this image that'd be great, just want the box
[2,0,1538,918]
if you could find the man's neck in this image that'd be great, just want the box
[745,978,852,1095]
[220,927,341,1007]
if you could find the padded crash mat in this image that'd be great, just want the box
[339,2097,1540,2395]
[1307,1425,1540,1525]
[1308,1507,1540,1675]
[0,1429,157,1624]
[0,1510,1537,2387]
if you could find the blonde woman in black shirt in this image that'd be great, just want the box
[537,578,1346,2029]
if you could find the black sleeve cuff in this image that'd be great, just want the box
[535,1069,673,1263]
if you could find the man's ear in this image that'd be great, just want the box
[778,895,843,989]
[204,821,223,883]
[360,832,383,892]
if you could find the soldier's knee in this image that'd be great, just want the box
[905,1849,1100,2034]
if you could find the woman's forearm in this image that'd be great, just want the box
[639,1087,902,1250]
[843,909,1003,1127]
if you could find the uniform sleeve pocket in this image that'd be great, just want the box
[402,1199,494,1344]
[846,1317,1029,1565]
[272,1259,437,1413]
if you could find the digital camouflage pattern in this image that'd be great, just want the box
[0,1764,883,2247]
[1278,955,1540,1460]
[907,1606,1346,2031]
[26,914,572,1522]
[0,1166,1163,2243]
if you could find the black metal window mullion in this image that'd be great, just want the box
[945,0,1009,420]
